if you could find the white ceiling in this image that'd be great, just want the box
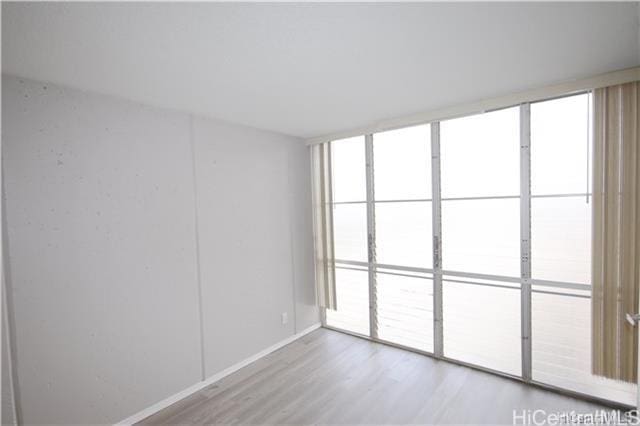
[3,2,639,139]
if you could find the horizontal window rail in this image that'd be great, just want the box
[371,269,433,281]
[442,278,520,292]
[333,266,592,299]
[531,288,590,300]
[335,259,434,274]
[334,265,369,273]
[331,192,593,205]
[331,270,590,300]
[334,259,591,294]
[335,265,433,281]
[530,192,592,199]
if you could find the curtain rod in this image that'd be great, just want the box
[305,66,640,146]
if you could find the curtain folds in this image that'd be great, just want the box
[592,81,640,383]
[311,143,337,310]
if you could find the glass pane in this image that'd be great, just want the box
[373,125,431,201]
[375,201,432,269]
[532,292,636,405]
[442,198,520,277]
[531,197,591,283]
[440,107,519,198]
[333,204,367,262]
[332,136,366,202]
[325,268,370,336]
[444,281,521,375]
[377,274,433,352]
[531,94,591,196]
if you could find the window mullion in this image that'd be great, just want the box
[431,123,443,358]
[365,134,378,339]
[520,103,532,381]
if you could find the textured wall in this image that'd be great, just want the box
[194,118,293,376]
[1,75,317,424]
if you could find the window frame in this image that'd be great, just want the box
[321,90,634,408]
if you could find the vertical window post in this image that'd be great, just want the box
[431,123,444,358]
[520,103,532,381]
[365,134,378,339]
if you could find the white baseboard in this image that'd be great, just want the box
[115,323,322,425]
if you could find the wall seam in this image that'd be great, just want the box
[2,165,23,425]
[188,114,207,381]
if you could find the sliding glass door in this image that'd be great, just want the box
[440,107,522,376]
[325,136,370,336]
[529,94,636,405]
[323,92,637,406]
[373,125,434,352]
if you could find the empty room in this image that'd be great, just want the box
[2,2,640,425]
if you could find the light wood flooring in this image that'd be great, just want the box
[141,328,618,425]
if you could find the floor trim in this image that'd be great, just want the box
[114,323,321,425]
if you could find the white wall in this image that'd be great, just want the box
[194,118,291,376]
[1,74,318,424]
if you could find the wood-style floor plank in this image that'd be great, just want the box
[140,328,615,425]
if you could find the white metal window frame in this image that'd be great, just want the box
[319,91,633,410]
